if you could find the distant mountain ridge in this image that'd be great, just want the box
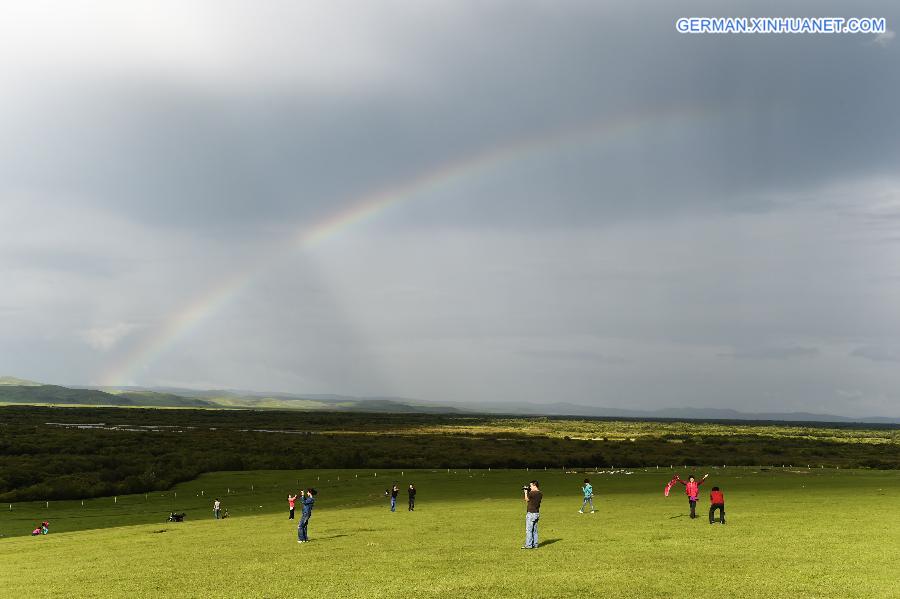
[1,376,897,423]
[0,378,457,414]
[454,400,900,424]
[0,376,42,386]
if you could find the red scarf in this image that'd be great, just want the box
[664,476,678,497]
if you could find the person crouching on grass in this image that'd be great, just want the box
[675,473,708,519]
[522,480,542,549]
[297,488,317,543]
[709,486,725,524]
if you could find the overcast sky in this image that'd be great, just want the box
[2,1,899,416]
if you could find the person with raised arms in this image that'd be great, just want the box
[297,488,317,543]
[675,473,708,519]
[288,493,297,520]
[390,484,399,512]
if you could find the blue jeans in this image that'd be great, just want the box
[390,497,396,512]
[581,496,594,511]
[298,515,310,541]
[524,512,539,548]
[214,509,220,520]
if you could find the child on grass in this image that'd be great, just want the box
[676,473,708,519]
[288,493,297,520]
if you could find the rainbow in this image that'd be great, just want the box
[101,104,724,386]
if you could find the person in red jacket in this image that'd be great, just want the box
[709,486,725,524]
[675,473,708,519]
[288,493,297,520]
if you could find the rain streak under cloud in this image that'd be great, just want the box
[2,0,900,417]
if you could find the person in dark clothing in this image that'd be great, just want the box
[522,480,542,549]
[408,484,416,511]
[297,488,317,543]
[709,486,726,524]
[390,485,399,512]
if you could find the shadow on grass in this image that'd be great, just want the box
[321,533,349,539]
[538,538,561,547]
[668,514,688,519]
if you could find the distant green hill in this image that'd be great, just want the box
[115,391,217,408]
[0,382,454,412]
[0,385,134,406]
[0,385,216,408]
[0,376,42,386]
[2,378,895,422]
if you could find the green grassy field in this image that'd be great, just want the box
[2,467,898,598]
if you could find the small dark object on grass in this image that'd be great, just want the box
[168,512,186,522]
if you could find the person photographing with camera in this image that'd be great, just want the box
[522,480,542,549]
[297,488,317,543]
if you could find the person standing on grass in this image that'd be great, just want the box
[213,498,221,520]
[522,480,542,549]
[675,474,708,519]
[408,484,417,511]
[390,484,399,512]
[297,488,317,543]
[709,486,725,525]
[579,478,595,514]
[288,493,297,520]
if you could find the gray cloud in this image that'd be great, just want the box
[3,1,899,234]
[719,346,820,360]
[850,346,900,363]
[872,29,896,47]
[2,1,900,416]
[516,349,628,365]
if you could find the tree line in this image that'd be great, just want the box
[1,406,897,502]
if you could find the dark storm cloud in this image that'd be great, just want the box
[3,0,898,235]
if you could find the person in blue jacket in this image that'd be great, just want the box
[579,478,595,513]
[297,488,317,543]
